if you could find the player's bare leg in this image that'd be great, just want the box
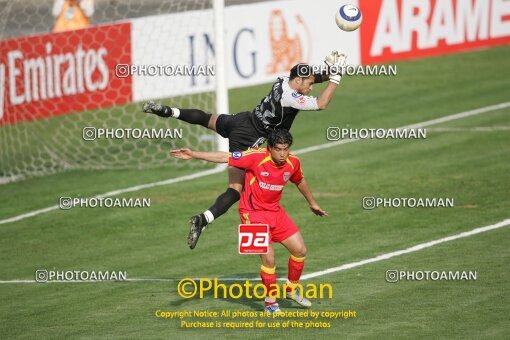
[187,167,245,249]
[207,114,219,130]
[281,232,311,307]
[281,232,307,258]
[260,245,281,313]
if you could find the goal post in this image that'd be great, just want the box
[213,0,230,154]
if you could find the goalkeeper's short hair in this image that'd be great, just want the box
[268,129,293,148]
[290,63,312,80]
[290,63,324,83]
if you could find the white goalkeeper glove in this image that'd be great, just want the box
[324,50,348,84]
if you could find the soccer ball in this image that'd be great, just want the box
[335,4,363,32]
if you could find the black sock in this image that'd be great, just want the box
[174,108,212,128]
[208,188,241,219]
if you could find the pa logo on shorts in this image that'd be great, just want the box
[232,151,242,159]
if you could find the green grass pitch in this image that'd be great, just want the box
[0,46,509,339]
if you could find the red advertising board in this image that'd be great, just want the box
[359,0,510,64]
[0,23,132,125]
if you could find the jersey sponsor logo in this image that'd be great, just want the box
[292,91,306,105]
[259,181,284,191]
[261,171,270,177]
[232,150,243,159]
[283,172,291,181]
[238,224,269,254]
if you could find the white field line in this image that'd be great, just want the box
[293,101,510,155]
[1,100,509,227]
[0,167,224,225]
[1,218,508,284]
[427,126,510,132]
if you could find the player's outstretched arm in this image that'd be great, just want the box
[170,148,228,163]
[295,178,328,216]
[316,51,348,109]
[316,82,338,110]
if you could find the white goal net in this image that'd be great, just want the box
[0,0,223,181]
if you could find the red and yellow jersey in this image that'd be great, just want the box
[229,148,304,212]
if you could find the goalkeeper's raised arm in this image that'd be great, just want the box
[170,148,228,163]
[315,50,348,109]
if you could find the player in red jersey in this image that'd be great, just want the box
[171,129,327,312]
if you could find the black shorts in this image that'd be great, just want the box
[216,111,267,152]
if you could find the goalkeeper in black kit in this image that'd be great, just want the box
[143,50,347,249]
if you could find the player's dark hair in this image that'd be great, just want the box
[289,63,311,80]
[268,129,293,148]
[290,63,323,83]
